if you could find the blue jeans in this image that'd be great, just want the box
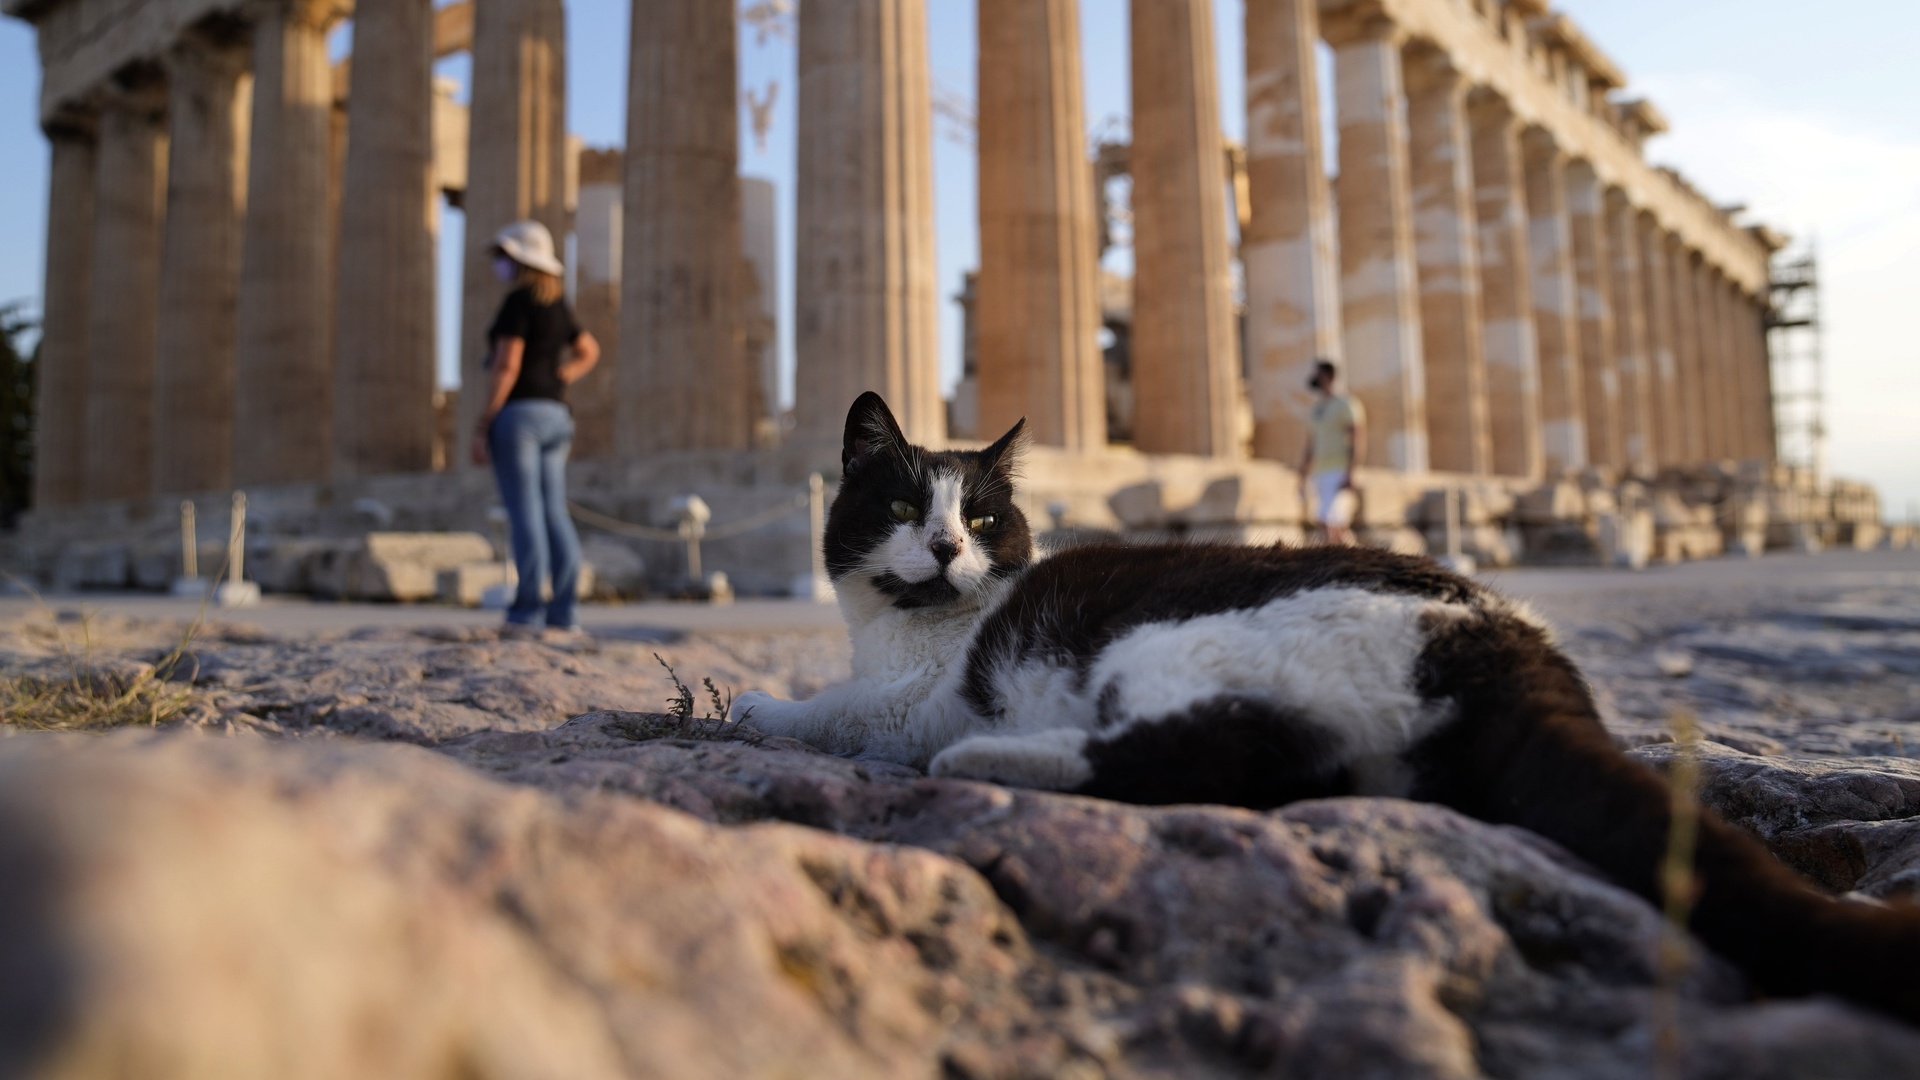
[487,400,581,628]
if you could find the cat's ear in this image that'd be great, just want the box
[843,391,908,470]
[981,417,1028,476]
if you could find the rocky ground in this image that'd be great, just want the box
[4,556,1920,1078]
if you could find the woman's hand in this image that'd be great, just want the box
[470,422,491,466]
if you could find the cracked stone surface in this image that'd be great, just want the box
[4,560,1920,1077]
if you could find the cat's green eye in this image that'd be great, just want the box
[890,500,921,523]
[968,514,996,533]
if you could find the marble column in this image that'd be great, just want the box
[33,118,97,508]
[1521,128,1584,474]
[1688,258,1726,460]
[1716,277,1750,461]
[1666,245,1707,464]
[85,77,169,504]
[333,0,437,479]
[1468,91,1540,479]
[1750,295,1777,463]
[794,0,943,446]
[458,0,569,457]
[1636,215,1682,468]
[1243,0,1341,461]
[1605,188,1653,471]
[572,148,621,459]
[1404,44,1488,476]
[623,0,747,452]
[1564,160,1617,470]
[1327,9,1427,472]
[234,0,342,486]
[154,28,250,496]
[976,0,1104,450]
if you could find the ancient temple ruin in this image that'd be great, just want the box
[4,0,1889,594]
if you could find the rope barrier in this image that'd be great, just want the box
[567,493,811,543]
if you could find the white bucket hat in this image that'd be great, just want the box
[492,220,565,277]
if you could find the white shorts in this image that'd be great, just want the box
[1311,470,1356,528]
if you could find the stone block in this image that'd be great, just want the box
[1651,490,1692,529]
[1357,527,1427,557]
[1514,482,1584,525]
[131,541,228,591]
[1181,474,1303,526]
[1108,481,1172,529]
[1595,510,1654,570]
[1840,522,1885,551]
[436,561,598,607]
[1415,488,1494,528]
[578,538,647,599]
[312,533,496,602]
[1768,522,1824,554]
[250,538,348,595]
[1351,472,1419,528]
[52,541,131,590]
[1520,523,1601,566]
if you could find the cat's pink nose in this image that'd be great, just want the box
[929,539,960,566]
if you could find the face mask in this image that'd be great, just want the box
[493,255,518,284]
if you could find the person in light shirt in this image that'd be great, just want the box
[1297,360,1365,546]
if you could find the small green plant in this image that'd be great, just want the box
[604,654,759,745]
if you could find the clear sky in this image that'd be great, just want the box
[0,1,1914,513]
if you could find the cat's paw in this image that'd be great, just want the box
[929,731,1093,791]
[729,690,786,732]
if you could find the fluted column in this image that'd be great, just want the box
[85,77,169,504]
[976,0,1104,450]
[1691,259,1730,460]
[1750,295,1777,463]
[794,0,943,446]
[1522,128,1584,474]
[1328,10,1427,472]
[572,148,621,459]
[1667,245,1707,464]
[1468,91,1540,479]
[333,0,437,478]
[234,0,342,486]
[1565,160,1617,470]
[1715,277,1749,461]
[624,1,748,452]
[33,117,96,508]
[1404,45,1488,476]
[154,28,249,496]
[1637,215,1682,467]
[457,0,569,458]
[1605,188,1653,471]
[1129,0,1241,457]
[1244,0,1341,461]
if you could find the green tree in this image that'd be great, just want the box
[0,303,37,526]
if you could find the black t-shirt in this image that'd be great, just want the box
[487,286,582,403]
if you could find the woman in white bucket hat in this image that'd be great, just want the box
[471,219,601,636]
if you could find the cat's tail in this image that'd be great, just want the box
[1411,606,1920,1024]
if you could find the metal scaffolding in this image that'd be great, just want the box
[1767,245,1826,482]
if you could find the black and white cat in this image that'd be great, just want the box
[735,392,1920,1023]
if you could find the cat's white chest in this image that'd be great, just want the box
[847,604,978,687]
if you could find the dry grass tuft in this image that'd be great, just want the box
[0,577,210,733]
[600,655,758,745]
[0,664,198,732]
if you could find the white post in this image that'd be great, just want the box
[170,500,210,597]
[215,490,262,606]
[799,472,833,602]
[1436,485,1477,575]
[180,501,198,580]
